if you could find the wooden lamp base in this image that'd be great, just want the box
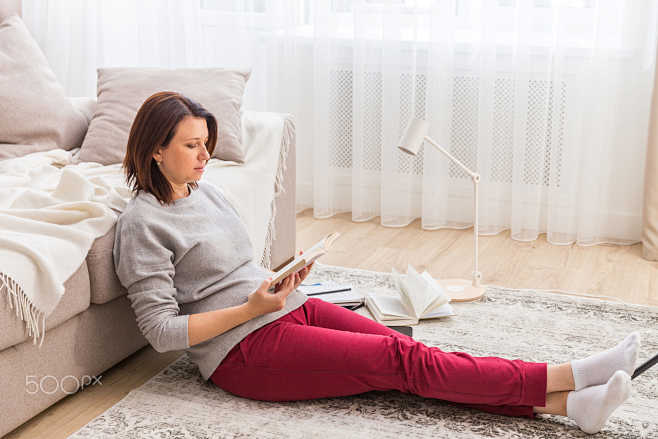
[438,278,486,302]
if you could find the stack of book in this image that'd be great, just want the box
[298,281,415,337]
[297,281,363,307]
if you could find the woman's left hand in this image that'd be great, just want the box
[295,250,314,289]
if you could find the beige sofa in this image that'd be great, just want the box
[0,4,297,436]
[0,110,297,438]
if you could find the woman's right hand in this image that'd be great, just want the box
[246,272,299,317]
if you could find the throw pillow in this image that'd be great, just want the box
[0,15,88,160]
[78,67,250,165]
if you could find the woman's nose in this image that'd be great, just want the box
[201,149,210,160]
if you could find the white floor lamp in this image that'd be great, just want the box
[398,118,486,302]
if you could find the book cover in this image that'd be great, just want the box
[271,232,340,285]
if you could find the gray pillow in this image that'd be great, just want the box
[78,68,250,165]
[0,15,88,159]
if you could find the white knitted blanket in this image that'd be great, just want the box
[0,111,292,347]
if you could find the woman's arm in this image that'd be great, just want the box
[188,303,256,347]
[188,269,304,347]
[114,219,191,353]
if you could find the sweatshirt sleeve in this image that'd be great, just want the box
[113,216,190,353]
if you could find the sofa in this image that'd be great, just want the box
[0,2,297,437]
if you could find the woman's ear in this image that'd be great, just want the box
[152,147,164,163]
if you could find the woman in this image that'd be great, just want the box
[114,91,640,435]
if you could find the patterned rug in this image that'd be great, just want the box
[68,264,658,438]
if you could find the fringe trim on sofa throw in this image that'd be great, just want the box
[1,272,47,348]
[260,114,295,269]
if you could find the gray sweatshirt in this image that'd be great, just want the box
[113,181,307,380]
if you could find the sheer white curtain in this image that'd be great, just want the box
[24,0,658,245]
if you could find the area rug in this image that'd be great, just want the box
[68,264,658,438]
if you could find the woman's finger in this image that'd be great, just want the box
[260,278,272,292]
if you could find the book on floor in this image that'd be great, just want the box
[271,232,340,286]
[365,265,455,325]
[297,281,363,306]
[297,281,352,295]
[389,326,413,337]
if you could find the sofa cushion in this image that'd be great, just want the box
[0,15,88,160]
[86,224,127,305]
[77,67,250,165]
[69,96,97,125]
[0,261,90,351]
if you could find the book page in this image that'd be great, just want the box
[300,232,340,263]
[369,295,411,318]
[366,294,419,325]
[297,282,352,295]
[420,271,450,314]
[271,232,340,284]
[421,302,455,319]
[270,258,307,285]
[311,290,363,305]
[393,268,418,318]
[396,265,436,319]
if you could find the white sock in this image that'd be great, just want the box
[566,370,631,434]
[571,332,640,391]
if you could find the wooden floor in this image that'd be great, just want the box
[6,209,658,438]
[295,210,658,307]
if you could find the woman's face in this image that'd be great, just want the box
[153,116,211,188]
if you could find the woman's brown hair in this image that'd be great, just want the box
[123,91,218,205]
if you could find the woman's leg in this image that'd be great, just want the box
[545,362,575,393]
[293,298,548,418]
[534,392,568,416]
[526,364,574,416]
[211,300,547,419]
[214,299,636,430]
[298,298,416,339]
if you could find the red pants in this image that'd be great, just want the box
[211,298,547,418]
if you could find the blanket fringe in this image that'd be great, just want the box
[260,114,295,269]
[1,272,47,348]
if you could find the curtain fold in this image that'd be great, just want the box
[22,0,658,246]
[643,43,658,261]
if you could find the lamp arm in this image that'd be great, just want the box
[423,135,482,287]
[423,136,479,181]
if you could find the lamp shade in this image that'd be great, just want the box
[398,118,430,156]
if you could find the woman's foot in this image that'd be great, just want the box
[566,370,632,434]
[570,332,640,390]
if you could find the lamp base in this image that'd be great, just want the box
[438,278,486,302]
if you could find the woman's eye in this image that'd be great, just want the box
[186,142,208,149]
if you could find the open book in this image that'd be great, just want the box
[270,232,340,285]
[365,265,455,325]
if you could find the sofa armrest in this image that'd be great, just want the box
[270,114,296,271]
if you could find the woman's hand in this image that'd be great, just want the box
[246,272,299,317]
[295,249,314,288]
